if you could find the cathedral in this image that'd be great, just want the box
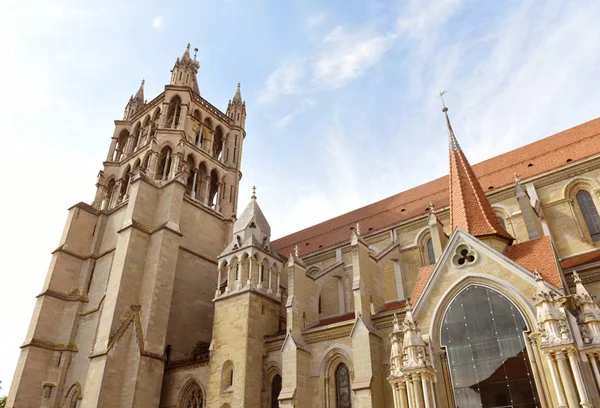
[7,43,600,408]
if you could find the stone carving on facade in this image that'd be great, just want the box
[532,269,572,347]
[572,270,600,345]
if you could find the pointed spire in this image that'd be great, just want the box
[446,106,513,242]
[134,79,145,102]
[233,82,242,103]
[182,43,191,60]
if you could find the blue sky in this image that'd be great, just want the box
[2,0,600,395]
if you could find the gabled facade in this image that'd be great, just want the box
[8,44,600,408]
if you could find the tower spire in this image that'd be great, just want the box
[134,79,145,102]
[445,105,513,242]
[170,42,200,93]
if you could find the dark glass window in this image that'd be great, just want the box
[497,217,506,229]
[441,285,539,408]
[271,375,282,408]
[426,238,436,265]
[335,363,352,408]
[576,190,600,242]
[184,384,203,408]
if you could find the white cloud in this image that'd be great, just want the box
[312,27,393,88]
[306,12,326,29]
[152,16,164,30]
[275,110,299,128]
[258,59,306,103]
[395,0,463,40]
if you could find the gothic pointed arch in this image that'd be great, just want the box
[165,95,182,129]
[178,378,205,408]
[440,284,540,407]
[335,363,352,408]
[62,382,82,408]
[319,345,354,408]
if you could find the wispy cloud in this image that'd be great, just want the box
[312,26,393,88]
[275,110,300,128]
[306,12,326,29]
[258,59,306,103]
[152,16,164,30]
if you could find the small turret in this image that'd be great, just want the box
[532,269,572,346]
[170,43,200,92]
[123,79,145,120]
[226,82,246,128]
[572,271,600,344]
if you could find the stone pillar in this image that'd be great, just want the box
[215,182,222,213]
[203,176,210,206]
[178,104,188,130]
[526,336,550,408]
[209,130,214,155]
[399,382,409,408]
[215,266,222,298]
[247,257,253,287]
[589,353,600,390]
[169,153,180,180]
[267,266,273,294]
[161,152,171,180]
[191,170,198,199]
[421,375,431,408]
[413,374,425,407]
[406,376,415,408]
[107,138,118,161]
[93,184,107,210]
[257,263,263,289]
[556,350,579,408]
[567,349,592,407]
[324,377,330,408]
[276,271,281,297]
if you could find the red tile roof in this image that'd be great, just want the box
[447,112,513,241]
[410,264,436,306]
[272,117,600,257]
[311,312,355,328]
[382,299,407,312]
[505,236,562,288]
[561,250,600,269]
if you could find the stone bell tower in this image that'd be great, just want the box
[206,188,284,407]
[7,43,246,408]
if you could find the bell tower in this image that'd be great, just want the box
[7,44,246,408]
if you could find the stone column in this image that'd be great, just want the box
[203,176,210,206]
[257,264,263,289]
[267,266,273,294]
[392,382,399,408]
[421,374,431,408]
[545,352,567,407]
[209,130,214,155]
[324,377,330,408]
[169,153,180,180]
[399,382,409,408]
[236,263,242,290]
[93,184,107,210]
[413,374,425,407]
[527,336,550,408]
[109,180,122,209]
[215,182,223,213]
[556,350,579,408]
[162,153,171,180]
[191,170,198,199]
[276,271,281,297]
[215,267,222,298]
[247,257,253,287]
[589,353,600,391]
[567,349,592,407]
[406,376,415,408]
[225,265,232,294]
[178,104,188,130]
[107,138,118,161]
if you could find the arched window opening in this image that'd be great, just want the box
[113,130,129,161]
[104,179,115,210]
[335,363,352,408]
[498,217,506,229]
[318,294,322,314]
[142,153,151,171]
[441,285,539,408]
[150,109,160,137]
[208,169,219,208]
[157,147,172,181]
[576,190,600,242]
[271,375,282,408]
[426,238,435,265]
[221,360,234,392]
[202,118,213,152]
[181,381,204,408]
[131,124,141,152]
[165,96,182,129]
[235,263,240,281]
[119,166,131,203]
[69,393,79,408]
[197,163,208,202]
[185,156,196,197]
[213,127,224,160]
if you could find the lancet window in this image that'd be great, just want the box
[165,96,182,129]
[157,147,172,181]
[271,375,282,408]
[441,285,539,408]
[335,363,352,408]
[426,238,435,265]
[576,190,600,242]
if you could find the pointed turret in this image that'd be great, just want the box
[532,269,572,346]
[445,107,513,243]
[123,79,146,120]
[170,43,200,92]
[514,172,545,240]
[572,271,600,344]
[226,82,247,128]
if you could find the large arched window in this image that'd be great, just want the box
[576,190,600,242]
[180,381,204,408]
[271,374,282,408]
[335,363,352,408]
[441,285,539,408]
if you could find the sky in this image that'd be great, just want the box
[1,0,600,396]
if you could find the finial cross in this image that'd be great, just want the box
[437,89,448,108]
[251,185,257,199]
[514,172,521,183]
[294,245,299,257]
